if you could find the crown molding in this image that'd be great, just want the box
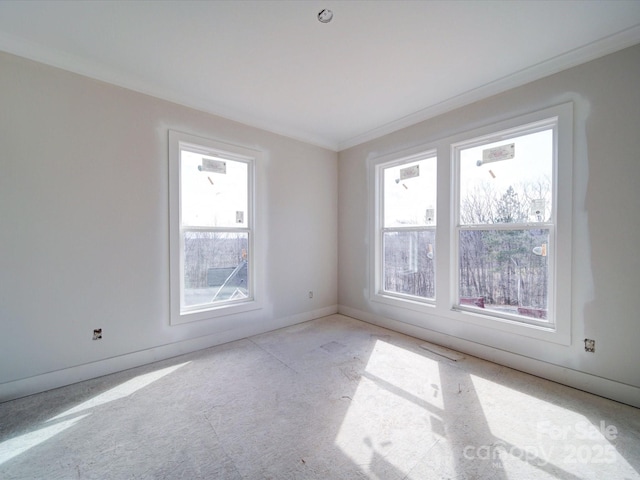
[337,25,640,151]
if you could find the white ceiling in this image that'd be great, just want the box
[1,1,639,151]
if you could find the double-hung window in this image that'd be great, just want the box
[169,131,259,325]
[453,119,558,327]
[371,103,572,342]
[373,150,437,305]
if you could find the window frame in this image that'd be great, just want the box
[448,104,572,344]
[452,118,558,329]
[169,130,261,325]
[369,103,573,344]
[371,147,438,310]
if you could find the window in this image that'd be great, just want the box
[453,121,556,327]
[169,131,260,325]
[373,150,437,306]
[370,103,572,343]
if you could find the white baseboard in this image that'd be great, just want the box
[0,305,338,403]
[338,305,640,409]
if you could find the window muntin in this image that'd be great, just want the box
[377,153,437,302]
[169,131,258,325]
[370,104,571,342]
[454,120,556,326]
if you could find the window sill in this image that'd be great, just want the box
[372,291,435,314]
[445,306,570,345]
[171,299,262,326]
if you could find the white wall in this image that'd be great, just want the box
[338,44,640,407]
[2,44,639,407]
[0,51,338,401]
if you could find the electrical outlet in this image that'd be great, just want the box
[584,338,595,352]
[93,328,103,340]
[308,291,313,299]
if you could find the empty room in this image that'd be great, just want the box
[1,1,639,479]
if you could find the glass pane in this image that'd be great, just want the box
[459,129,553,225]
[458,229,549,320]
[180,149,248,228]
[383,156,436,227]
[182,231,249,309]
[383,230,435,300]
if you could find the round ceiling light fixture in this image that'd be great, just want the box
[317,9,333,23]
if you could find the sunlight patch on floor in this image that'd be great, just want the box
[469,374,639,478]
[47,362,190,422]
[334,340,446,478]
[0,414,90,465]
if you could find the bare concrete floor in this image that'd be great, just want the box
[1,314,638,479]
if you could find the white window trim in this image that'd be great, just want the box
[370,146,438,312]
[169,130,262,325]
[447,103,572,344]
[452,117,558,329]
[369,103,573,344]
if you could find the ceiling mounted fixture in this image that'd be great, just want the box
[317,9,333,23]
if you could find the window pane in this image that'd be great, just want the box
[384,156,436,227]
[458,229,549,320]
[383,230,435,299]
[183,231,249,309]
[459,129,553,225]
[180,149,248,228]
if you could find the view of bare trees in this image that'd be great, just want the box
[384,230,435,299]
[459,178,550,316]
[383,178,551,319]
